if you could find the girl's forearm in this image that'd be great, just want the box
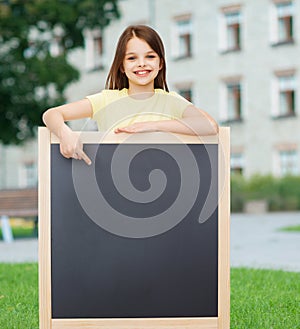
[42,109,72,138]
[42,99,93,138]
[156,117,219,136]
[42,107,92,165]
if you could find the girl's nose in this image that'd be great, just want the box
[137,57,145,67]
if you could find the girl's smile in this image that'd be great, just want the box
[123,37,161,94]
[134,70,152,77]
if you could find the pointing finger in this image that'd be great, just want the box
[78,150,92,165]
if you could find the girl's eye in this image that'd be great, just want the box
[126,54,157,61]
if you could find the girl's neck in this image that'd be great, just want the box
[128,85,155,99]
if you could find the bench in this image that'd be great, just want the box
[0,188,38,243]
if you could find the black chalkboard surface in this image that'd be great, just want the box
[50,143,218,319]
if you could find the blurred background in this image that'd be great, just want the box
[0,0,300,241]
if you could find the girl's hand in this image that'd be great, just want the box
[114,121,158,134]
[59,129,91,165]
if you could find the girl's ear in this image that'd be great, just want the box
[120,65,124,73]
[159,59,163,70]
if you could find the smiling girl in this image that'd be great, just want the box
[43,25,218,165]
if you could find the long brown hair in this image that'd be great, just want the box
[105,25,169,91]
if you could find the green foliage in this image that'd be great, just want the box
[0,225,37,240]
[279,175,300,210]
[0,264,299,328]
[280,224,300,232]
[231,174,246,212]
[0,263,38,329]
[231,174,300,212]
[244,174,279,201]
[0,0,120,144]
[231,268,300,328]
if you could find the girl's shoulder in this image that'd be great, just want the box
[87,88,127,97]
[155,89,192,103]
[155,89,183,97]
[100,88,128,99]
[154,88,170,95]
[86,88,128,112]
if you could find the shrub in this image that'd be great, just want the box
[244,174,279,201]
[231,174,300,212]
[279,175,300,210]
[231,174,246,212]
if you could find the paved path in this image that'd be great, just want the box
[231,212,300,272]
[0,212,299,271]
[0,237,38,263]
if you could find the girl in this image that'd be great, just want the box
[43,25,218,165]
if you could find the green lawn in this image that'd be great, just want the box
[0,264,299,329]
[0,263,38,329]
[280,224,300,233]
[0,226,37,241]
[230,268,300,329]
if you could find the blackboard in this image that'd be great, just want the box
[39,129,230,329]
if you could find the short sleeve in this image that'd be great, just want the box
[168,91,193,118]
[86,90,107,118]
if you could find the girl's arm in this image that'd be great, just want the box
[42,99,93,164]
[114,105,219,136]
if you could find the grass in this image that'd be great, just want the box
[231,268,300,329]
[0,263,38,329]
[279,224,300,233]
[0,264,299,328]
[0,220,37,241]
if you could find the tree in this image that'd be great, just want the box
[0,0,120,144]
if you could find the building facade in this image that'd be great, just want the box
[1,0,299,188]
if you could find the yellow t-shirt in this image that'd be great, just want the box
[86,88,191,132]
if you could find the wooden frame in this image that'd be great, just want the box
[38,127,230,329]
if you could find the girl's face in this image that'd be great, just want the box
[122,37,162,93]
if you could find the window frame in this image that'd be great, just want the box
[19,161,38,188]
[271,70,297,119]
[84,29,105,72]
[270,0,295,47]
[230,151,245,175]
[171,14,193,60]
[220,77,243,124]
[273,145,299,176]
[219,5,242,54]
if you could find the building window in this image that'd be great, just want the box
[271,1,294,45]
[172,15,193,59]
[279,75,295,116]
[228,82,242,120]
[19,161,37,188]
[50,24,65,57]
[50,37,64,57]
[178,87,193,102]
[272,71,296,118]
[219,6,242,52]
[84,30,104,71]
[279,149,298,176]
[231,152,244,175]
[226,12,241,50]
[220,78,243,123]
